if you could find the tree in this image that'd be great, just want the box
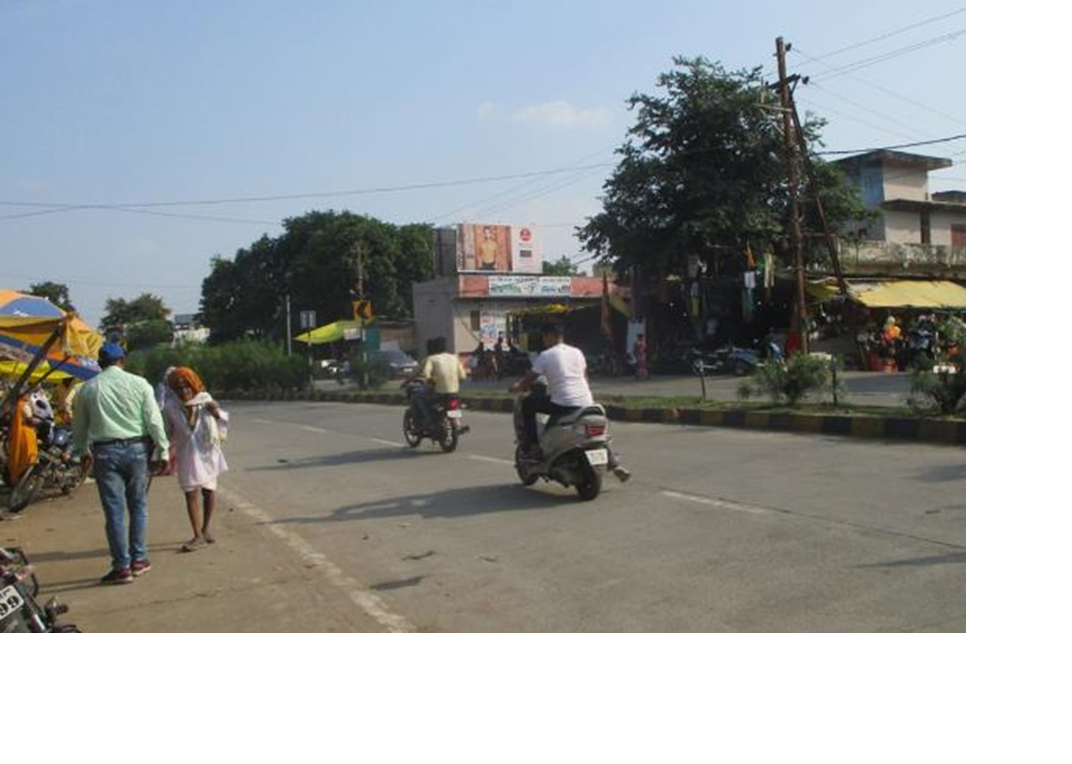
[101,293,169,330]
[199,211,434,344]
[28,281,76,313]
[578,56,870,278]
[542,256,580,276]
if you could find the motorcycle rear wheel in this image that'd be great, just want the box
[575,462,603,501]
[438,420,459,453]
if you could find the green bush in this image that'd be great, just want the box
[909,344,966,416]
[738,353,832,406]
[347,355,391,390]
[125,340,307,393]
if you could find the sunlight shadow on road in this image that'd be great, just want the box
[246,447,438,472]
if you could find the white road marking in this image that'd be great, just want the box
[300,425,328,433]
[217,486,415,633]
[468,454,514,466]
[251,418,275,425]
[660,490,771,515]
[369,437,404,447]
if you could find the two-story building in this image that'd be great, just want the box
[834,149,966,253]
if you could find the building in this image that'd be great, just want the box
[413,224,624,356]
[170,312,210,345]
[834,149,965,250]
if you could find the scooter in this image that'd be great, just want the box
[512,387,612,501]
[402,380,468,453]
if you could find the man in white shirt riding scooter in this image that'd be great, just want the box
[510,322,630,482]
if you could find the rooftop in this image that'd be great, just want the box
[833,150,953,173]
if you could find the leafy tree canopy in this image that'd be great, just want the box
[542,255,580,276]
[28,281,76,313]
[101,293,169,330]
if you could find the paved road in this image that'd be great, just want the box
[216,400,964,632]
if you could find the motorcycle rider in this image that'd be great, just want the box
[405,336,467,430]
[511,322,630,481]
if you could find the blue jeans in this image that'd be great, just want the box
[92,440,150,571]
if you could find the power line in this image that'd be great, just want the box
[815,134,965,155]
[809,29,966,83]
[795,7,965,66]
[0,161,616,212]
[794,46,965,127]
[805,81,936,141]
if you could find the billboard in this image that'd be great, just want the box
[488,275,571,298]
[456,224,542,273]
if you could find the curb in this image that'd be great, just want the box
[220,390,965,446]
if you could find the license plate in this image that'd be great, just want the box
[0,585,25,620]
[585,449,608,466]
[446,410,463,419]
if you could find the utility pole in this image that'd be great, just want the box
[790,100,848,296]
[776,36,809,354]
[285,293,293,355]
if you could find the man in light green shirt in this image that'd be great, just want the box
[73,343,170,584]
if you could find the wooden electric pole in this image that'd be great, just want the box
[776,36,809,353]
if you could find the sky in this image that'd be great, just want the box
[0,0,966,327]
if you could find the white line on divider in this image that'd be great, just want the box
[300,425,328,433]
[660,490,771,515]
[369,437,404,447]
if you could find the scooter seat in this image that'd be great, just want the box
[547,405,606,428]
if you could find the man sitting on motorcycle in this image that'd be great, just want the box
[510,322,630,481]
[405,336,466,429]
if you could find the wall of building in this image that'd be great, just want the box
[882,165,928,202]
[928,209,966,248]
[412,277,459,356]
[883,209,924,245]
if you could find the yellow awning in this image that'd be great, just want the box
[294,320,363,345]
[808,280,966,309]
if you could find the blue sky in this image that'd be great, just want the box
[0,0,966,326]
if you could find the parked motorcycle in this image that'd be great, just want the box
[402,380,468,453]
[512,387,611,501]
[7,420,89,512]
[689,337,784,377]
[0,547,81,632]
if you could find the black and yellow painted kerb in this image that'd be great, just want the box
[223,390,965,446]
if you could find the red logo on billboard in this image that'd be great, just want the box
[519,227,532,243]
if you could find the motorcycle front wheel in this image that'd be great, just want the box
[514,445,539,486]
[8,463,46,512]
[402,409,422,448]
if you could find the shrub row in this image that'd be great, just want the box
[125,340,308,392]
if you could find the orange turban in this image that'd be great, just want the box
[167,367,204,394]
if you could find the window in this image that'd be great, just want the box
[470,310,481,331]
[920,210,932,245]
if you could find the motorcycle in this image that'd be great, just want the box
[7,419,89,512]
[402,380,468,453]
[0,547,81,632]
[512,386,612,501]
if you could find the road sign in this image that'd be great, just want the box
[353,300,374,322]
[299,310,317,330]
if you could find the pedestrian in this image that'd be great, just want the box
[633,333,648,381]
[494,333,505,380]
[474,341,488,380]
[72,343,170,585]
[162,367,229,552]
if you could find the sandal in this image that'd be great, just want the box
[181,537,205,553]
[203,531,216,544]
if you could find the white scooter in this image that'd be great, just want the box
[512,386,613,501]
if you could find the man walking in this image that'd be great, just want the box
[72,343,170,584]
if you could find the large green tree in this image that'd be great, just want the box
[578,56,870,278]
[100,293,172,350]
[28,281,76,313]
[542,256,580,276]
[199,211,434,344]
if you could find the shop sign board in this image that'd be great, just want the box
[487,275,571,298]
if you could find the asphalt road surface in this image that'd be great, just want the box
[220,400,965,632]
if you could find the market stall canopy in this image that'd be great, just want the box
[294,319,364,345]
[807,279,966,309]
[0,290,102,380]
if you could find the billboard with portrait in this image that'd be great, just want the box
[456,224,543,273]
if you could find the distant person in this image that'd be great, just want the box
[72,343,169,585]
[633,333,648,381]
[406,337,467,427]
[163,367,229,552]
[494,333,505,380]
[474,341,489,380]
